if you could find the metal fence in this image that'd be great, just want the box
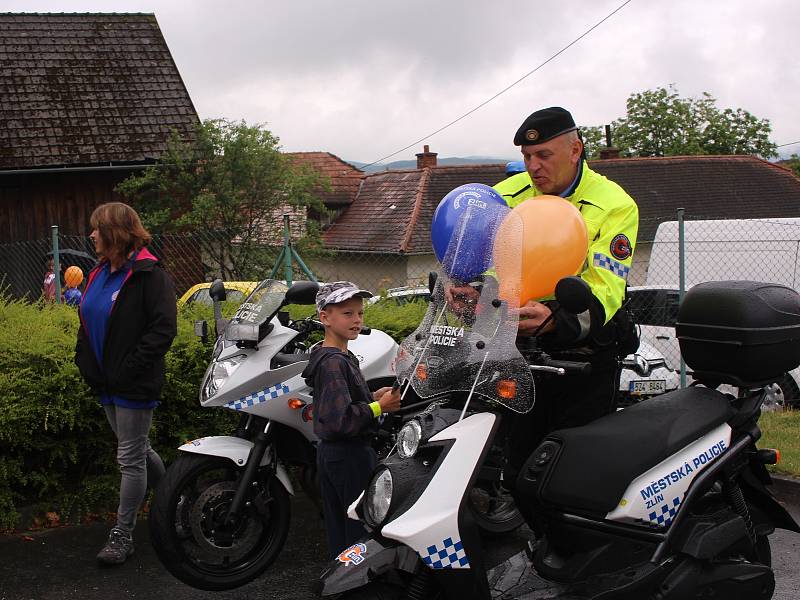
[6,213,800,383]
[0,230,442,302]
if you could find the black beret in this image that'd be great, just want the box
[513,106,578,146]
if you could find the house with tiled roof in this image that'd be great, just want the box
[285,152,364,209]
[314,147,506,287]
[317,149,800,289]
[284,152,364,232]
[0,12,199,242]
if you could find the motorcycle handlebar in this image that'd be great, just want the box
[533,357,592,376]
[299,318,370,335]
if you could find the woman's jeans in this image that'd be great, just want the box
[103,405,166,533]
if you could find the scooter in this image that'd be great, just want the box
[316,208,800,599]
[148,278,399,590]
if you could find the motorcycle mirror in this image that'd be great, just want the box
[225,321,259,342]
[193,320,209,338]
[209,279,227,302]
[285,280,320,305]
[555,276,592,314]
[428,271,438,295]
[215,317,230,339]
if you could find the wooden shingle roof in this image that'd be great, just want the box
[0,13,199,170]
[285,152,364,207]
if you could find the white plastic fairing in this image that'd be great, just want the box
[381,412,496,569]
[350,328,398,381]
[178,436,295,495]
[605,423,732,528]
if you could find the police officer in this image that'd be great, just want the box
[494,106,639,478]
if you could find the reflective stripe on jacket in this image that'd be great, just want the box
[493,161,639,325]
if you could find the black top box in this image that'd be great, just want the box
[676,281,800,387]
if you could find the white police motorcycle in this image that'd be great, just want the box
[148,278,400,590]
[316,207,800,599]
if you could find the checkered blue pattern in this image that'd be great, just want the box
[593,252,630,280]
[224,382,291,411]
[648,496,682,527]
[420,537,470,569]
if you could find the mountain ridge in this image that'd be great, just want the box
[347,156,515,174]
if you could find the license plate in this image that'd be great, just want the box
[629,379,667,395]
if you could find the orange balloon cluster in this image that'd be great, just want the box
[64,265,84,288]
[493,195,588,306]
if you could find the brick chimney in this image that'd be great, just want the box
[416,144,438,169]
[599,124,621,159]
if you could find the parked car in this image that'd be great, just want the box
[178,281,259,306]
[368,285,431,305]
[627,285,800,408]
[618,339,680,407]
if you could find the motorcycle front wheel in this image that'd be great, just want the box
[468,484,525,536]
[148,453,291,591]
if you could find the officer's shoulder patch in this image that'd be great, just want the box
[610,234,632,260]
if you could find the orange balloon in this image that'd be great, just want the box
[494,195,588,306]
[64,265,84,288]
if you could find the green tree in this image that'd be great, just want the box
[785,154,800,178]
[584,85,777,159]
[579,125,605,160]
[116,119,328,280]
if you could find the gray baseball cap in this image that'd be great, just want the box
[316,281,373,313]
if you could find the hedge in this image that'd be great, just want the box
[0,296,423,530]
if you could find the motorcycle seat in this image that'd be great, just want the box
[531,386,734,517]
[272,352,311,367]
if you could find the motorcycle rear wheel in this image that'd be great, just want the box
[148,453,290,591]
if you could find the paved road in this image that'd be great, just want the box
[1,481,798,600]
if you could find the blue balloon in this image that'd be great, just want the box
[431,184,509,281]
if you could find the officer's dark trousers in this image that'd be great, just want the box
[508,352,620,524]
[317,439,377,559]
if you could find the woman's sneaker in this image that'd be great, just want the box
[96,527,134,565]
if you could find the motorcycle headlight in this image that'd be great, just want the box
[202,354,247,401]
[364,468,393,526]
[397,419,423,459]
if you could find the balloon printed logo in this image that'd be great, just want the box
[452,191,488,211]
[431,183,508,281]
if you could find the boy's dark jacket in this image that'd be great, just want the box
[75,248,177,402]
[302,346,377,442]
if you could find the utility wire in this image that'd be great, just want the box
[361,0,636,169]
[778,140,800,148]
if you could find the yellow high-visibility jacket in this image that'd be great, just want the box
[494,161,639,342]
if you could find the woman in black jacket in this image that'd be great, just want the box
[75,202,177,565]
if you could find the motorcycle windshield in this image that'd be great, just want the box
[229,279,289,327]
[396,208,534,414]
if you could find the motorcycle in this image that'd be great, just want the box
[316,207,800,599]
[148,278,399,590]
[150,277,523,590]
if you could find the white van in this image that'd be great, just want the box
[638,217,800,407]
[646,217,800,289]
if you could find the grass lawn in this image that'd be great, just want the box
[759,410,800,478]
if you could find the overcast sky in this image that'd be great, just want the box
[6,0,800,163]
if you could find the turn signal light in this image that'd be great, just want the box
[757,448,780,465]
[497,379,517,399]
[416,364,428,381]
[288,398,306,410]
